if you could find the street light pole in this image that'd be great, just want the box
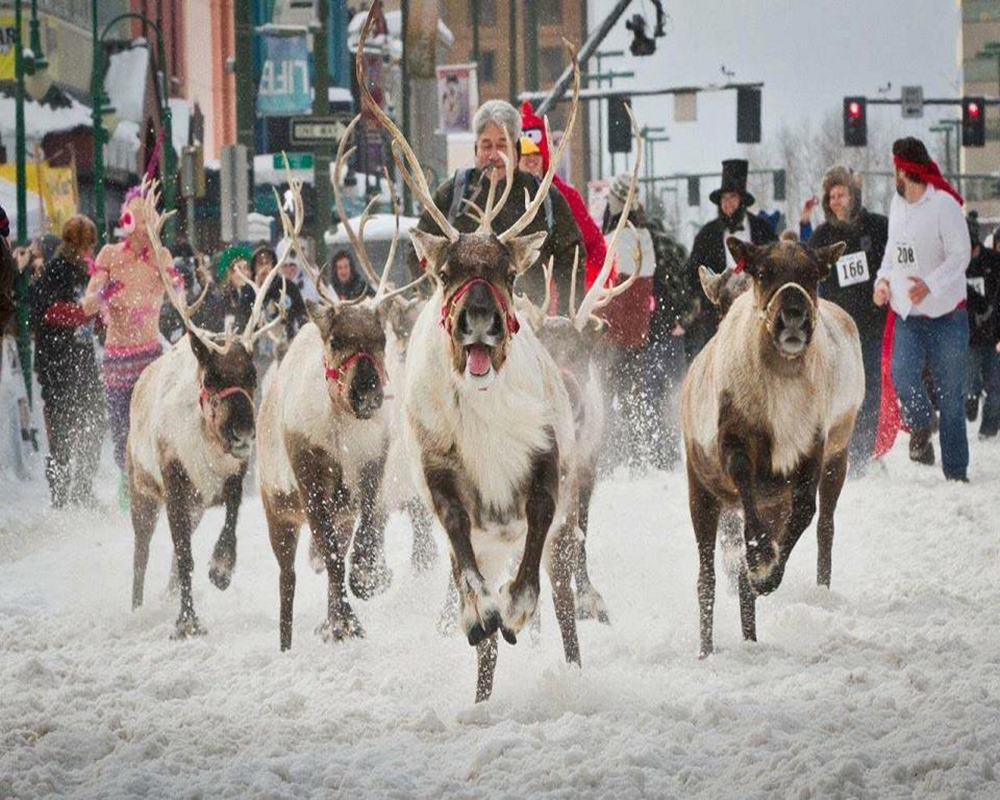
[14,0,26,247]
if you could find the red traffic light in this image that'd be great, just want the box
[966,100,981,119]
[848,101,862,119]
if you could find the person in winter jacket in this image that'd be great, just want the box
[807,166,889,473]
[328,249,375,301]
[30,215,106,508]
[406,99,585,314]
[685,159,778,361]
[519,102,608,299]
[0,205,14,337]
[964,215,1000,439]
[240,243,308,365]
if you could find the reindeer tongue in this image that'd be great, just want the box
[467,344,492,376]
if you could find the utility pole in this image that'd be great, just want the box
[313,0,331,267]
[233,0,255,151]
[507,0,517,106]
[470,0,480,65]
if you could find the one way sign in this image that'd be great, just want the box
[289,114,352,146]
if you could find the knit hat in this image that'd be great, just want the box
[215,244,254,283]
[607,173,642,217]
[0,204,9,239]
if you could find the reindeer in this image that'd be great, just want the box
[257,140,423,650]
[681,237,864,658]
[358,8,637,701]
[128,183,286,638]
[517,234,642,625]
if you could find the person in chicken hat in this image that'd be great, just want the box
[519,101,608,303]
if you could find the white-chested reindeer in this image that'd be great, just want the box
[516,174,644,625]
[257,140,424,651]
[129,182,286,638]
[358,7,628,701]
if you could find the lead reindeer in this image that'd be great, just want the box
[257,145,423,650]
[680,237,864,657]
[129,182,286,638]
[517,228,643,624]
[359,7,637,701]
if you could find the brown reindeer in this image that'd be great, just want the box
[128,182,287,638]
[681,237,864,657]
[256,144,423,650]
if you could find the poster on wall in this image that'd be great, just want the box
[436,63,478,135]
[256,29,311,117]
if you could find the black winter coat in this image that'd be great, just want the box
[30,253,101,397]
[809,207,888,341]
[967,247,1000,348]
[686,211,777,342]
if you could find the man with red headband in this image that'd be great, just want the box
[874,137,971,481]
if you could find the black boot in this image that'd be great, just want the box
[908,427,935,466]
[966,395,979,423]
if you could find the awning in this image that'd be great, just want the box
[0,84,91,155]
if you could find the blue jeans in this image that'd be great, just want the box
[968,345,1000,435]
[891,309,969,478]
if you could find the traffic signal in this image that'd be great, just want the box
[843,97,866,147]
[736,86,761,144]
[773,169,786,202]
[963,96,986,147]
[607,94,633,154]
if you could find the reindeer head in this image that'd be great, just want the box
[383,296,426,363]
[698,265,751,320]
[189,333,257,459]
[726,238,846,359]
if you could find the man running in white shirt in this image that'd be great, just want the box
[874,137,971,481]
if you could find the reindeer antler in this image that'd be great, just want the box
[497,42,581,245]
[358,4,460,243]
[574,103,644,330]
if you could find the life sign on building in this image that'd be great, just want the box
[256,29,311,117]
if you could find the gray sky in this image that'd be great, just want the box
[586,0,962,184]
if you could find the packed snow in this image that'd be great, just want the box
[1,423,999,798]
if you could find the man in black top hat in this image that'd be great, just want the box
[684,159,777,360]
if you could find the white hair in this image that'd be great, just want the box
[473,100,521,144]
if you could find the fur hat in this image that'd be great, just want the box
[607,173,643,217]
[709,159,755,207]
[519,102,550,172]
[821,166,862,222]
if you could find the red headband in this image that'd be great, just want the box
[893,156,963,206]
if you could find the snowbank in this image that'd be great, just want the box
[1,423,999,798]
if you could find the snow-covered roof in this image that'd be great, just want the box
[324,213,418,245]
[104,44,149,124]
[347,10,454,57]
[0,86,91,148]
[329,87,353,106]
[253,154,392,200]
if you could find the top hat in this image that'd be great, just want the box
[709,159,755,207]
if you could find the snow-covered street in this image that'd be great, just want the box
[2,433,999,799]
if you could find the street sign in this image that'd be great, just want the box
[274,152,314,171]
[289,114,352,146]
[901,85,924,119]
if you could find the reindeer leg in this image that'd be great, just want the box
[349,453,392,600]
[573,468,609,624]
[547,523,581,666]
[425,466,501,647]
[499,442,560,644]
[407,498,438,573]
[209,469,246,591]
[737,566,756,642]
[131,489,160,611]
[688,465,720,658]
[475,634,499,703]
[720,433,774,584]
[163,462,205,639]
[318,519,365,641]
[817,450,848,588]
[264,492,300,651]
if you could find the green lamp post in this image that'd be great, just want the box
[91,6,176,246]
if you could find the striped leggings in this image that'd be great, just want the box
[103,341,162,470]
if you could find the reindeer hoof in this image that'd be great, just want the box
[467,610,502,646]
[349,558,393,601]
[497,580,539,637]
[171,615,207,640]
[208,558,234,591]
[500,626,517,646]
[316,610,365,642]
[575,586,611,625]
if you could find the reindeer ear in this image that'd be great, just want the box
[813,241,847,280]
[375,295,402,331]
[698,265,724,306]
[408,228,451,277]
[726,237,761,276]
[509,230,548,275]
[307,300,337,340]
[188,330,212,366]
